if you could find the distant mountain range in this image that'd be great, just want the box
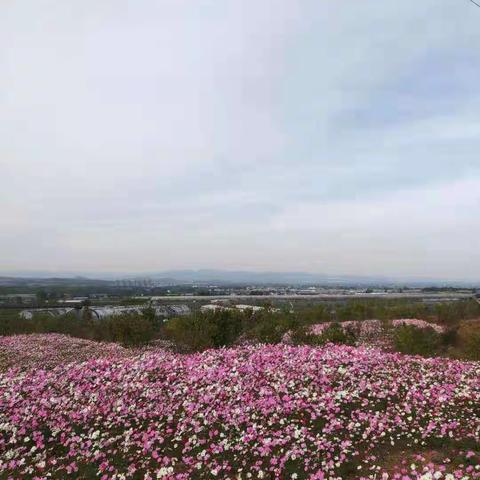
[1,269,478,287]
[0,275,112,287]
[147,270,394,286]
[146,270,480,287]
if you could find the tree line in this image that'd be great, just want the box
[1,299,479,359]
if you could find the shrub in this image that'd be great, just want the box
[452,320,480,360]
[440,327,458,348]
[246,311,295,345]
[291,323,357,346]
[433,299,480,326]
[317,323,357,346]
[249,319,283,344]
[164,314,217,352]
[104,313,155,346]
[289,325,314,345]
[209,310,244,347]
[462,331,480,361]
[393,325,442,356]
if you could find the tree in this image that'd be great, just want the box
[165,314,217,352]
[393,325,441,356]
[36,289,48,305]
[106,313,155,346]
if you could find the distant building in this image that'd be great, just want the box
[167,304,191,316]
[234,304,265,312]
[88,304,190,320]
[19,304,191,321]
[200,303,277,314]
[200,304,225,313]
[0,294,37,305]
[62,299,85,307]
[20,308,75,320]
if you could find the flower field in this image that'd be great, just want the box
[391,319,445,334]
[309,319,444,337]
[301,319,446,351]
[0,334,130,372]
[0,335,479,479]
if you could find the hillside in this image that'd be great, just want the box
[0,335,478,479]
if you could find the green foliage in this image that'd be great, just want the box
[103,313,155,346]
[120,297,150,306]
[336,302,376,322]
[451,320,480,361]
[164,314,217,352]
[434,299,480,326]
[324,298,480,326]
[0,309,160,346]
[1,297,478,354]
[462,331,480,361]
[440,327,458,348]
[141,305,165,330]
[36,290,48,305]
[393,325,442,356]
[209,310,244,348]
[316,323,357,346]
[298,304,331,325]
[165,309,296,349]
[247,315,285,344]
[0,310,86,337]
[247,309,299,345]
[290,323,357,347]
[319,323,357,346]
[289,325,313,345]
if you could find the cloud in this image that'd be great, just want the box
[1,0,479,279]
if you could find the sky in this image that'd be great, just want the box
[1,0,480,281]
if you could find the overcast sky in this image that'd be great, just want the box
[1,0,480,280]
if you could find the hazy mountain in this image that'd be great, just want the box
[149,270,371,285]
[1,270,478,288]
[145,270,478,287]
